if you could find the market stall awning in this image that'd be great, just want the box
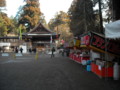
[105,20,120,39]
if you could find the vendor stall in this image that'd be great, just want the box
[69,30,120,78]
[69,38,83,63]
[80,31,120,78]
[105,20,120,80]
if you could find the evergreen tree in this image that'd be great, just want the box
[48,11,73,42]
[68,0,95,36]
[18,0,41,32]
[0,0,13,36]
[0,13,14,36]
[93,0,109,33]
[107,0,120,21]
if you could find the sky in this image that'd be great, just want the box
[6,0,73,23]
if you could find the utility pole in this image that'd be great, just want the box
[98,0,103,33]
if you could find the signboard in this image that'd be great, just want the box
[80,32,120,56]
[90,33,120,56]
[90,33,105,50]
[81,35,90,46]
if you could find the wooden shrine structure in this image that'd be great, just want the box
[0,22,59,52]
[23,22,60,50]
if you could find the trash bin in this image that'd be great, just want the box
[113,62,119,80]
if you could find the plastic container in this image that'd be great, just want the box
[86,65,91,71]
[113,62,119,80]
[87,60,91,65]
[82,60,87,65]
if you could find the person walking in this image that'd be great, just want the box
[51,47,55,58]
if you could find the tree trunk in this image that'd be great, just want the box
[98,0,103,34]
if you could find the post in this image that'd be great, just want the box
[50,35,53,48]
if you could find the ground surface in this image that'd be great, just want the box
[0,53,120,90]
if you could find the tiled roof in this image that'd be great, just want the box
[28,22,53,34]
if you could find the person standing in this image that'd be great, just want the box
[20,47,23,53]
[66,48,70,57]
[0,47,2,52]
[29,48,32,54]
[62,48,65,57]
[51,47,55,58]
[15,47,18,53]
[33,48,37,53]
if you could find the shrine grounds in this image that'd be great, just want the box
[0,52,120,90]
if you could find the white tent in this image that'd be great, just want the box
[105,20,120,39]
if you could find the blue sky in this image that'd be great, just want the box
[6,0,73,23]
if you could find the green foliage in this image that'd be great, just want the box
[0,13,13,36]
[68,0,95,36]
[0,12,20,36]
[48,11,70,30]
[48,11,73,42]
[18,0,41,32]
[10,17,26,35]
[107,0,120,21]
[93,0,110,33]
[0,0,16,36]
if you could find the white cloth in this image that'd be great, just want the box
[105,20,120,39]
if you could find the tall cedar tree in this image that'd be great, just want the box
[68,0,95,36]
[18,0,41,32]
